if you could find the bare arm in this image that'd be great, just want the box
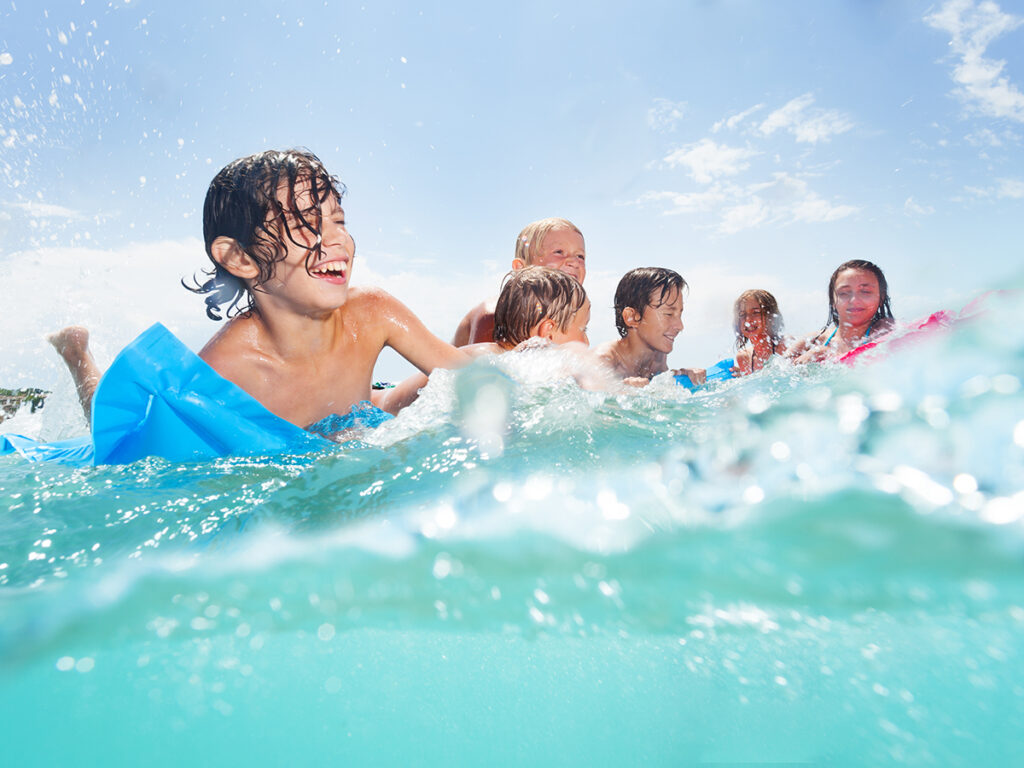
[373,291,471,374]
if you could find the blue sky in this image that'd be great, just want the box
[1,0,1023,386]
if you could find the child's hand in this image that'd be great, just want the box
[672,367,706,385]
[732,349,753,377]
[794,346,828,365]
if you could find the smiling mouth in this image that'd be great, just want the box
[310,260,348,281]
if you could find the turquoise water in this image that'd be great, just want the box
[2,293,1023,766]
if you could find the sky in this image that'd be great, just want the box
[1,0,1023,388]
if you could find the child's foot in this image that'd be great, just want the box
[47,325,100,423]
[47,326,91,366]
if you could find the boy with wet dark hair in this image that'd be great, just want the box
[50,148,469,437]
[596,267,705,386]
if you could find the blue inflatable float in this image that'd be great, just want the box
[674,358,735,390]
[0,324,340,467]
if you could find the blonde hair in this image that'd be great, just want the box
[493,266,587,347]
[514,217,583,266]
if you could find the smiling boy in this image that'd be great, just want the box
[596,267,706,386]
[51,149,469,436]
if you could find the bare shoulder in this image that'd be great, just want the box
[462,341,503,357]
[453,299,497,346]
[198,315,265,384]
[346,285,399,312]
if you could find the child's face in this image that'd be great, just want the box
[265,185,355,312]
[833,268,880,328]
[738,296,766,336]
[532,228,586,284]
[633,287,683,354]
[551,299,591,346]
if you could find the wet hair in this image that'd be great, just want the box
[513,217,584,266]
[185,149,346,320]
[493,266,587,347]
[613,267,687,338]
[733,289,785,350]
[825,259,894,333]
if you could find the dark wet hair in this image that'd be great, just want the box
[493,266,587,347]
[825,259,894,333]
[613,267,686,338]
[733,289,785,350]
[185,149,346,320]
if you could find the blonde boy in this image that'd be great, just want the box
[451,217,586,345]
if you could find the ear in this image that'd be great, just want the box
[621,306,643,329]
[511,258,527,271]
[534,318,557,339]
[210,237,260,280]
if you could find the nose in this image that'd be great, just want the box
[324,221,355,253]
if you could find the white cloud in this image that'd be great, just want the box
[7,201,84,220]
[997,178,1024,197]
[963,177,1024,198]
[925,0,1024,122]
[630,172,858,235]
[712,103,765,133]
[663,139,759,184]
[632,187,731,214]
[647,98,687,132]
[718,200,770,235]
[965,127,1004,146]
[904,197,936,216]
[758,93,854,143]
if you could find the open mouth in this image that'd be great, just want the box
[310,260,348,282]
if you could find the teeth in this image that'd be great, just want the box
[312,262,346,276]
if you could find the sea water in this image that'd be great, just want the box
[2,294,1023,767]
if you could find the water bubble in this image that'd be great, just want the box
[56,656,75,672]
[432,553,453,579]
[317,623,336,641]
[325,676,343,693]
[747,395,769,414]
[953,474,978,494]
[1014,420,1024,448]
[492,482,513,502]
[743,486,765,504]
[770,441,791,460]
[0,53,13,66]
[75,657,95,673]
[597,489,630,520]
[980,494,1024,525]
[992,374,1020,394]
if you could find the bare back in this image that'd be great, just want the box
[452,298,498,346]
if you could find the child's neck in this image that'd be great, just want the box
[613,335,667,379]
[247,302,342,361]
[837,318,872,350]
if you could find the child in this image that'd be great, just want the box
[50,149,469,438]
[376,266,594,412]
[790,259,895,363]
[595,267,706,386]
[732,289,787,375]
[452,217,586,345]
[490,265,590,350]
